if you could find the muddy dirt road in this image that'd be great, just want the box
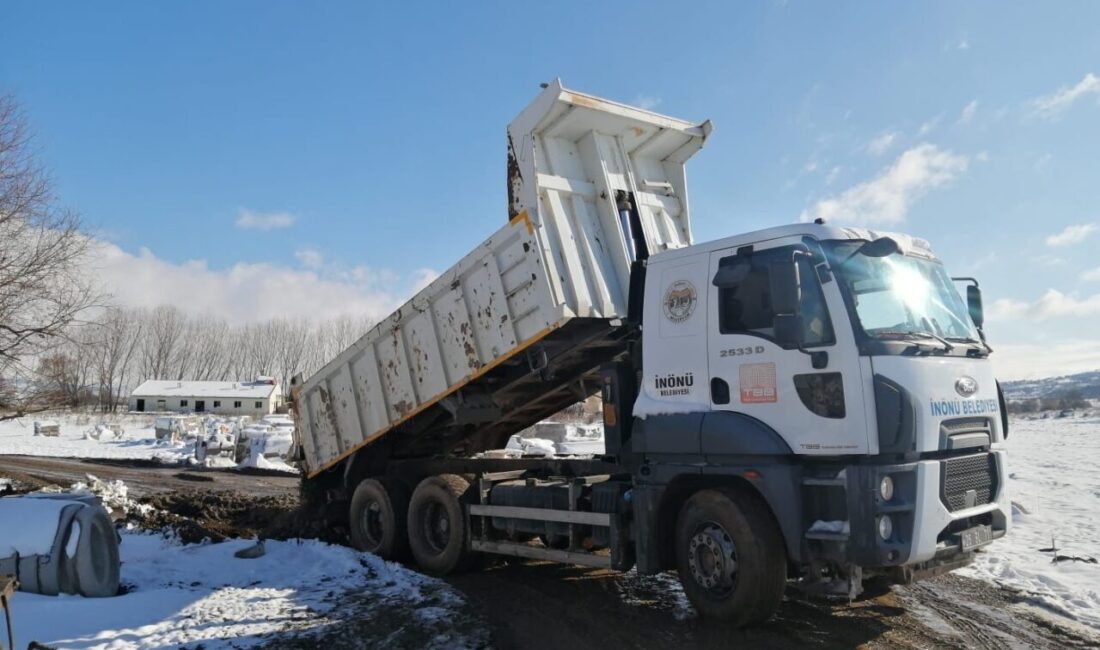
[449,562,1099,650]
[3,455,1097,649]
[0,454,299,496]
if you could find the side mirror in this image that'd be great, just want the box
[773,314,805,350]
[967,284,984,329]
[768,258,802,315]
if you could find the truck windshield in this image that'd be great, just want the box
[822,241,980,344]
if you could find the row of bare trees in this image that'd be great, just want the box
[32,306,372,412]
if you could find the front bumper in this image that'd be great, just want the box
[908,450,1010,564]
[808,451,1010,568]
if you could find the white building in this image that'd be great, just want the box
[129,378,282,416]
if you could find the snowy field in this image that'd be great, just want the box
[0,415,189,462]
[14,530,480,649]
[0,414,298,473]
[960,412,1100,632]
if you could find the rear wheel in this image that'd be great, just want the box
[407,474,473,575]
[349,478,409,559]
[675,487,786,626]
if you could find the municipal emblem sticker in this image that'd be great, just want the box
[663,280,697,323]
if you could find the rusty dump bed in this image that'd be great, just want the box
[296,80,710,478]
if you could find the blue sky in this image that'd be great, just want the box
[2,1,1099,378]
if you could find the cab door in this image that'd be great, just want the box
[706,238,869,455]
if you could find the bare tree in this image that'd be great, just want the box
[245,320,280,379]
[138,305,185,380]
[271,318,310,395]
[187,314,229,381]
[35,342,93,408]
[0,94,97,420]
[92,307,144,412]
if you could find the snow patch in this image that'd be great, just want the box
[0,497,72,556]
[15,531,478,649]
[960,415,1100,631]
[808,519,851,535]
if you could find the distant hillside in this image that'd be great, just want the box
[1002,370,1100,401]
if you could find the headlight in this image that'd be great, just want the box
[879,475,894,501]
[878,515,893,540]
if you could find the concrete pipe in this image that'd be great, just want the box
[0,495,120,598]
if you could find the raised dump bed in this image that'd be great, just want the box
[296,80,711,478]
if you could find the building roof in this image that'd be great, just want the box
[130,380,279,400]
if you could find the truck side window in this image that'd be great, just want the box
[717,246,835,346]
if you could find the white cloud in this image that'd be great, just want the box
[917,114,943,136]
[988,289,1100,322]
[235,208,296,231]
[1082,267,1100,282]
[963,251,997,273]
[800,144,969,226]
[1035,254,1065,268]
[866,131,899,156]
[410,268,440,293]
[992,338,1100,380]
[633,95,662,110]
[943,34,969,52]
[1031,73,1100,120]
[825,166,842,185]
[294,247,324,270]
[1045,223,1097,247]
[88,240,436,325]
[958,100,979,125]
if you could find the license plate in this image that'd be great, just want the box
[960,524,993,551]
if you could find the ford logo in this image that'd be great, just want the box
[955,376,978,397]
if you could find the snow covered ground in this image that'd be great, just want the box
[13,531,480,649]
[960,412,1100,632]
[0,415,187,461]
[0,414,298,473]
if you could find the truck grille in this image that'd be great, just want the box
[941,453,997,512]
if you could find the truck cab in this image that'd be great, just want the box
[622,222,1009,614]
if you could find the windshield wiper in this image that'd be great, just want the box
[873,330,954,352]
[946,335,993,354]
[907,331,955,351]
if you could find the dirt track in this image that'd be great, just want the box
[0,454,300,496]
[3,455,1098,649]
[449,563,1100,650]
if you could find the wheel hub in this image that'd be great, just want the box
[424,502,451,553]
[688,522,738,594]
[361,500,384,546]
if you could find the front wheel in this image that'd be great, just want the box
[675,488,786,626]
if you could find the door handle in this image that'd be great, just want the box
[711,378,730,405]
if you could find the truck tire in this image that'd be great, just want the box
[349,479,409,559]
[674,487,786,625]
[407,474,472,576]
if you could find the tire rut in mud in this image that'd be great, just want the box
[897,575,1100,649]
[446,560,967,650]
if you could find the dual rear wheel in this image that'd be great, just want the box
[348,473,472,575]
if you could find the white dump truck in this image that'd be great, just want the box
[292,81,1010,625]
